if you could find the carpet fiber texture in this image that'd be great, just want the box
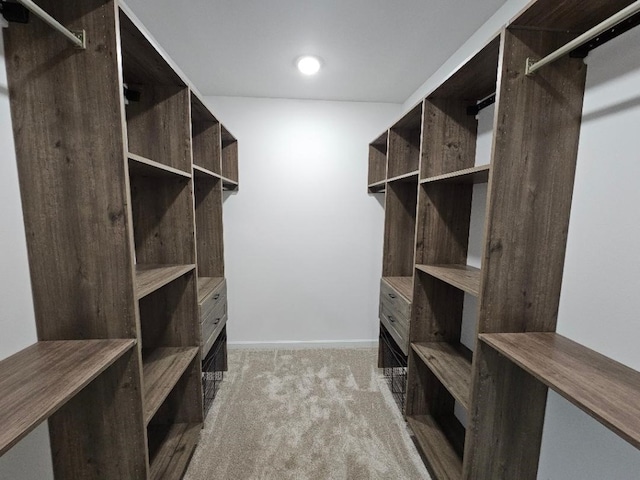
[185,348,429,479]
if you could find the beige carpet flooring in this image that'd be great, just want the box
[185,348,430,480]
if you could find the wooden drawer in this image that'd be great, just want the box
[199,279,227,322]
[202,299,227,357]
[380,302,409,356]
[380,279,411,320]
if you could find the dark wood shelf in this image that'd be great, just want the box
[480,332,640,450]
[412,342,472,410]
[135,264,196,299]
[387,170,419,184]
[421,164,490,185]
[197,276,225,304]
[0,340,136,456]
[415,264,481,296]
[149,422,201,480]
[382,276,413,302]
[221,176,239,191]
[128,153,192,179]
[142,347,199,425]
[193,165,221,180]
[407,415,462,480]
[368,179,386,193]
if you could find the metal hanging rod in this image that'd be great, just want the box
[525,0,640,76]
[10,0,85,49]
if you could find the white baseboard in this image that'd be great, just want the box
[228,339,378,350]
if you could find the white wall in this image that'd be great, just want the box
[537,26,640,480]
[0,31,54,480]
[205,96,400,347]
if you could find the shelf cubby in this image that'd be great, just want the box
[388,103,423,178]
[135,264,196,299]
[191,92,222,176]
[412,342,472,410]
[0,340,136,456]
[420,164,490,185]
[480,332,640,450]
[415,264,481,297]
[406,415,463,480]
[221,125,239,186]
[142,346,200,424]
[382,180,418,278]
[194,176,225,279]
[368,131,388,187]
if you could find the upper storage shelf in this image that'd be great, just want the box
[368,131,388,190]
[480,332,640,450]
[0,340,136,456]
[388,103,423,179]
[191,92,222,177]
[221,125,239,189]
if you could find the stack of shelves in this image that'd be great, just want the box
[2,1,238,478]
[368,0,640,478]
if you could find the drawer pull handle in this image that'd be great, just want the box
[213,294,220,300]
[213,318,221,325]
[388,293,396,299]
[388,315,395,323]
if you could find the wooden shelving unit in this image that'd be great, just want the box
[368,131,388,191]
[382,276,413,302]
[221,125,239,189]
[367,1,640,478]
[0,340,136,456]
[3,1,238,477]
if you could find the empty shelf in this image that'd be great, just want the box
[193,164,221,180]
[135,264,196,299]
[142,347,199,424]
[368,179,386,193]
[128,153,192,179]
[480,332,640,449]
[416,264,481,296]
[221,176,238,190]
[197,276,225,304]
[387,170,420,184]
[421,165,490,185]
[382,276,413,302]
[412,342,472,410]
[148,422,201,480]
[0,339,136,456]
[407,415,462,480]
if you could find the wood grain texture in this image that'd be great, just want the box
[382,276,413,302]
[197,277,225,304]
[136,264,196,299]
[125,85,192,172]
[464,27,587,480]
[407,415,462,480]
[421,165,490,185]
[194,176,225,278]
[382,181,418,277]
[387,170,420,184]
[139,271,200,350]
[429,34,500,101]
[4,0,138,340]
[481,333,640,449]
[421,99,478,179]
[148,422,201,480]
[119,8,185,86]
[142,347,199,424]
[511,0,637,31]
[130,174,196,265]
[129,153,192,178]
[368,131,388,185]
[412,342,472,410]
[192,119,221,176]
[190,90,217,123]
[415,264,480,296]
[193,165,221,179]
[388,128,421,178]
[0,340,135,456]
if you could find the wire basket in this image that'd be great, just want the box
[379,326,408,411]
[202,328,226,417]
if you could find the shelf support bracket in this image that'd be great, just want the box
[3,0,86,49]
[525,0,640,76]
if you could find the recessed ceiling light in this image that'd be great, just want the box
[296,55,322,75]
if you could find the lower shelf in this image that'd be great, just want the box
[407,415,462,480]
[148,422,201,480]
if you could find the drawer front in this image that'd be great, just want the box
[380,279,411,319]
[202,312,227,357]
[202,298,227,340]
[200,279,227,320]
[379,302,409,356]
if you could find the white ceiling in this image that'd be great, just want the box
[125,0,507,103]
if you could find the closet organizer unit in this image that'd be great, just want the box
[368,0,640,478]
[1,1,237,479]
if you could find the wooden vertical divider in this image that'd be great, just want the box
[463,27,587,479]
